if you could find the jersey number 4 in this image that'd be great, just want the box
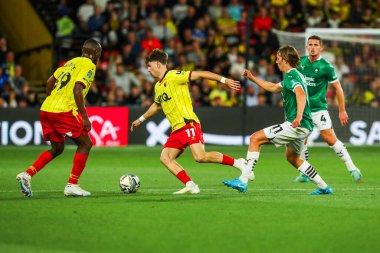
[321,115,327,123]
[55,72,72,91]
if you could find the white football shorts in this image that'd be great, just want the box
[311,110,333,130]
[263,121,310,154]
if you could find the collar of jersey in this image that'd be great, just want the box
[159,70,169,83]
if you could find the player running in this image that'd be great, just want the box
[130,48,248,194]
[293,35,362,183]
[223,45,332,195]
[16,39,102,197]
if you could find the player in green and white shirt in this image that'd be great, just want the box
[223,45,332,195]
[293,35,362,183]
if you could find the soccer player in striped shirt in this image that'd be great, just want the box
[223,45,332,195]
[16,39,102,197]
[130,49,248,194]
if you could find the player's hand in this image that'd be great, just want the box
[225,78,240,90]
[242,69,254,80]
[83,116,92,132]
[130,119,141,132]
[339,110,349,126]
[291,118,301,128]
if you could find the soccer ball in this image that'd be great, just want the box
[119,174,140,193]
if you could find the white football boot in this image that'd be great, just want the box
[64,183,91,197]
[234,158,255,181]
[16,172,32,197]
[173,181,200,194]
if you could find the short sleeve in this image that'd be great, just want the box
[288,79,301,92]
[173,70,191,84]
[327,64,338,83]
[76,63,95,88]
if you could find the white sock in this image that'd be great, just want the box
[239,151,260,183]
[186,181,196,187]
[330,140,356,171]
[298,145,309,176]
[297,161,328,189]
[301,146,309,162]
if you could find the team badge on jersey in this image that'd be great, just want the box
[87,70,93,78]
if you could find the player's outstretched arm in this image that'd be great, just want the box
[190,71,240,90]
[331,80,349,126]
[46,75,56,96]
[242,69,282,93]
[292,86,306,128]
[130,102,162,132]
[74,82,91,132]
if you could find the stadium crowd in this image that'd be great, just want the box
[1,0,380,108]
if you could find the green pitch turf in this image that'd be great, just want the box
[0,145,379,253]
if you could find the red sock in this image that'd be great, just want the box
[68,153,88,184]
[222,154,234,166]
[176,170,191,184]
[26,151,54,176]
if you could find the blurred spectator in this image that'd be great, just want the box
[209,82,228,107]
[56,9,75,37]
[0,36,8,64]
[173,0,189,24]
[307,8,324,27]
[0,66,7,92]
[153,16,175,42]
[191,85,205,107]
[1,83,17,108]
[77,0,95,31]
[253,7,273,32]
[110,63,140,95]
[88,5,105,33]
[141,28,163,53]
[228,0,243,22]
[217,7,238,45]
[126,85,142,106]
[208,0,223,21]
[245,84,258,107]
[86,82,102,105]
[2,51,16,78]
[8,65,27,95]
[334,56,349,80]
[114,86,127,105]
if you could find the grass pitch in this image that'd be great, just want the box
[0,145,379,253]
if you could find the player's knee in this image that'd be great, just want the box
[82,139,93,151]
[51,146,64,157]
[193,153,206,163]
[250,132,259,143]
[160,154,170,165]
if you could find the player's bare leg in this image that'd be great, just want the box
[320,128,362,182]
[16,141,64,197]
[160,148,200,194]
[223,130,270,192]
[64,134,93,197]
[293,138,311,183]
[286,146,332,194]
[188,143,251,178]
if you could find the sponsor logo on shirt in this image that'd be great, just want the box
[157,92,172,103]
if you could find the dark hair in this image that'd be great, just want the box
[307,35,323,46]
[278,45,300,68]
[145,49,168,65]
